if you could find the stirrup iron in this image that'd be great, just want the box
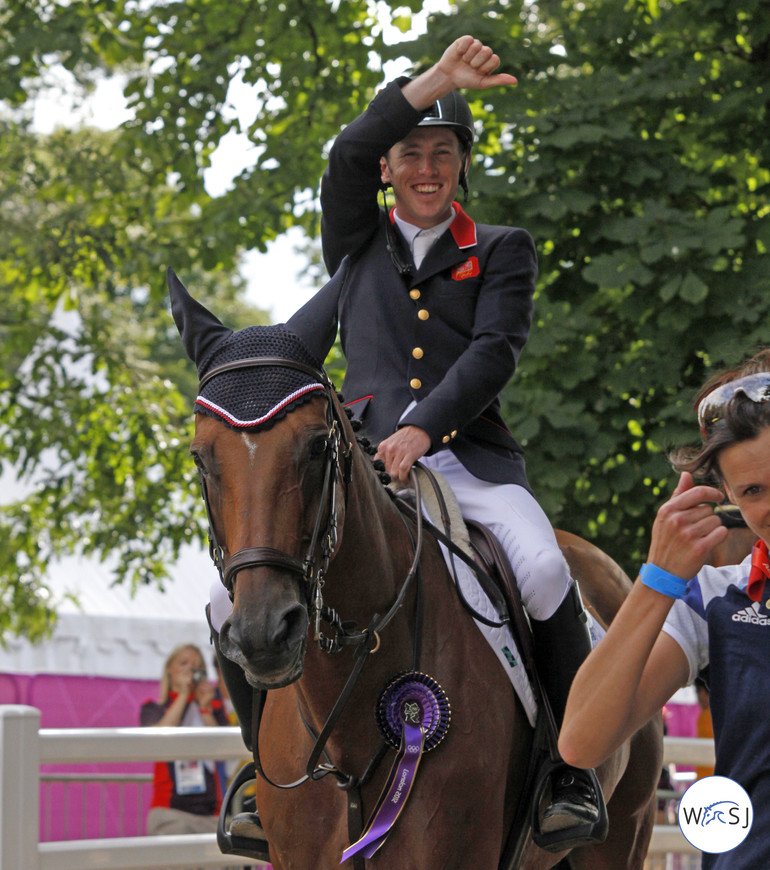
[530,757,608,853]
[217,761,271,860]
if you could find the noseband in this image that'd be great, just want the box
[196,356,354,650]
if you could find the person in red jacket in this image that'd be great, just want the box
[140,644,229,845]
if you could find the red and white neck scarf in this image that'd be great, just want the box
[747,539,770,602]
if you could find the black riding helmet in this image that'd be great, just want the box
[417,90,475,150]
[418,89,474,199]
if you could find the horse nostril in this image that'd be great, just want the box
[223,604,308,661]
[218,620,232,652]
[220,618,253,662]
[270,604,308,649]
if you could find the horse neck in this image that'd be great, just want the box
[330,446,416,614]
[293,448,420,727]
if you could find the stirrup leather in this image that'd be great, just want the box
[530,757,608,853]
[217,761,271,860]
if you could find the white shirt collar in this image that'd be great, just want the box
[393,210,456,255]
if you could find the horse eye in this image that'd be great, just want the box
[190,451,207,473]
[309,436,328,459]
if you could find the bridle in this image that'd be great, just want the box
[196,355,356,652]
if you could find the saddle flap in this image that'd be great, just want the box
[465,519,539,682]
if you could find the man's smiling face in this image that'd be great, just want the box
[380,126,467,229]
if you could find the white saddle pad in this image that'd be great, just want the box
[412,468,537,727]
[413,467,605,730]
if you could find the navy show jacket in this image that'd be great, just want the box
[288,79,537,487]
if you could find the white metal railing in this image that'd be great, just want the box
[0,705,266,870]
[661,736,715,769]
[1,704,717,867]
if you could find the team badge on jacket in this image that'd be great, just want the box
[452,257,480,281]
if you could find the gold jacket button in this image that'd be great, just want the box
[450,430,457,438]
[410,378,422,390]
[409,289,421,300]
[412,347,424,359]
[418,308,429,320]
[442,435,451,444]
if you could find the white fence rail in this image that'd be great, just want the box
[0,705,265,870]
[646,736,717,858]
[1,705,717,868]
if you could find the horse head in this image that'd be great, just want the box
[169,269,352,690]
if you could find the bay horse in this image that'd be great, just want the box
[169,270,662,870]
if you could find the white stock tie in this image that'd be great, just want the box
[412,229,437,269]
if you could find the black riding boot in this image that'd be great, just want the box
[530,583,607,848]
[209,614,269,858]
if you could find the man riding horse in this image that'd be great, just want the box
[206,35,604,845]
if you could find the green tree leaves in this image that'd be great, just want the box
[3,0,768,638]
[0,117,267,641]
[485,0,770,569]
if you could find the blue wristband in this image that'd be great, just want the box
[639,563,690,599]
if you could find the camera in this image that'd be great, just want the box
[191,668,207,685]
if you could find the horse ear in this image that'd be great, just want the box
[167,267,233,373]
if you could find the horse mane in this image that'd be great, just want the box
[339,393,392,487]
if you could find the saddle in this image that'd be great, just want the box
[465,519,608,856]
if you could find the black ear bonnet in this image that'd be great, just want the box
[167,268,325,431]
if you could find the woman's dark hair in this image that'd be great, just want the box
[671,348,770,484]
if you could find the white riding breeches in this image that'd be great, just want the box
[418,450,573,622]
[208,449,573,634]
[210,575,233,634]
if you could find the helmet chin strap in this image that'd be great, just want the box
[460,148,471,202]
[379,183,414,277]
[459,173,469,203]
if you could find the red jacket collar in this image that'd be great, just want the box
[448,202,477,249]
[388,202,477,250]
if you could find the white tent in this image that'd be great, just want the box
[0,544,219,681]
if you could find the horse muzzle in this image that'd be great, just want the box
[218,588,310,690]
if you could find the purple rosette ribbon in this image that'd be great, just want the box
[341,721,425,861]
[341,672,450,864]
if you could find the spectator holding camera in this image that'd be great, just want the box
[140,643,229,841]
